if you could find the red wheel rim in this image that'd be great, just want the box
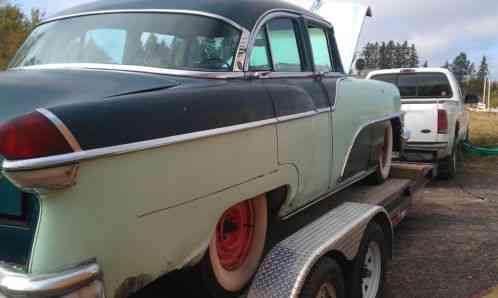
[216,200,256,271]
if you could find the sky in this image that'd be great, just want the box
[11,0,498,79]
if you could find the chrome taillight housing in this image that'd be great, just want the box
[0,110,80,193]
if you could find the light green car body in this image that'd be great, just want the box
[26,77,400,295]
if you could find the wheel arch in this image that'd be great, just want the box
[390,116,403,152]
[371,213,393,259]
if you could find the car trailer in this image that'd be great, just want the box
[242,162,434,298]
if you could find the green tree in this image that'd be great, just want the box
[450,52,471,85]
[0,2,42,69]
[408,44,419,68]
[477,56,489,82]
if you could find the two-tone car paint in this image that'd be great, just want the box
[0,0,401,296]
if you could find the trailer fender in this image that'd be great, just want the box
[248,202,392,298]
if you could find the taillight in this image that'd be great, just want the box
[0,112,73,160]
[437,109,449,134]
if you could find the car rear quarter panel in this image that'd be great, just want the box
[331,78,401,186]
[29,124,298,296]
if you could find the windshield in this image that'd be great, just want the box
[10,13,242,72]
[371,73,453,99]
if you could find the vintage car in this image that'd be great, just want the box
[0,0,402,297]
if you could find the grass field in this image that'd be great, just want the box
[468,111,498,147]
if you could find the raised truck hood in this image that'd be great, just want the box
[286,0,372,74]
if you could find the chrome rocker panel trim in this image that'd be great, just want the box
[248,202,391,298]
[0,261,100,297]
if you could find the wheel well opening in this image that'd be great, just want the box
[391,118,402,152]
[372,214,393,259]
[266,185,289,219]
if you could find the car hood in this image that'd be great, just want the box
[0,68,181,125]
[286,0,372,74]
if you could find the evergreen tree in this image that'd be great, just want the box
[378,42,388,69]
[401,41,410,68]
[408,44,419,68]
[477,56,489,82]
[423,61,429,68]
[450,52,471,85]
[385,40,396,68]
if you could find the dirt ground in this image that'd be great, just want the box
[385,155,498,298]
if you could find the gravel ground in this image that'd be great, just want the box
[385,156,498,298]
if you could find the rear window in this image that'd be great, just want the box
[372,73,452,99]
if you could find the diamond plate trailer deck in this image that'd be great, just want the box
[246,162,433,298]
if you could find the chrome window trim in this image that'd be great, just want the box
[244,9,331,72]
[316,107,331,114]
[16,9,251,74]
[37,108,82,152]
[339,112,403,178]
[1,109,327,172]
[13,64,246,79]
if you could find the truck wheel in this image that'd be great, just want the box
[201,195,268,298]
[438,144,457,179]
[370,122,393,184]
[300,257,345,298]
[349,223,387,298]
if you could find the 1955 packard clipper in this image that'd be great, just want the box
[0,0,402,297]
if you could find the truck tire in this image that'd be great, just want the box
[300,257,345,298]
[370,122,393,184]
[201,195,268,298]
[349,222,387,298]
[438,144,457,179]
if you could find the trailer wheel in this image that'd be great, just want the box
[349,222,387,298]
[201,195,268,298]
[300,257,345,298]
[370,122,393,184]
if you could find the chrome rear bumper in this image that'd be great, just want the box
[0,261,103,297]
[405,142,448,152]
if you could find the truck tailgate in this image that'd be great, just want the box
[402,101,438,143]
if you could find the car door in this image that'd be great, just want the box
[249,15,332,209]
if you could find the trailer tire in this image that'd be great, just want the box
[349,222,387,298]
[300,257,345,298]
[201,195,268,298]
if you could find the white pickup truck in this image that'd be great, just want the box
[367,68,480,178]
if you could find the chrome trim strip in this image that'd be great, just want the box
[316,107,332,114]
[339,112,402,178]
[0,261,100,296]
[37,108,82,152]
[2,108,329,171]
[281,167,377,220]
[14,64,246,79]
[277,111,317,123]
[2,118,278,171]
[42,9,248,33]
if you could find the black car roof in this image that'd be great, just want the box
[49,0,320,30]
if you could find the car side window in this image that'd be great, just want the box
[307,25,332,72]
[249,30,272,71]
[267,18,303,72]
